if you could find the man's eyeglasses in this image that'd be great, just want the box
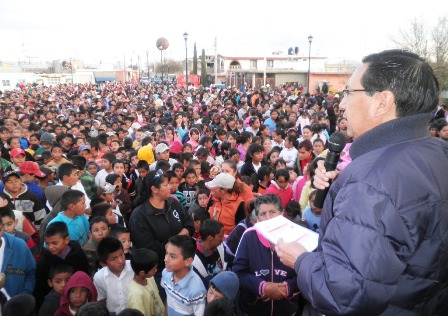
[342,89,380,99]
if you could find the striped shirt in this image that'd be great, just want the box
[161,268,206,316]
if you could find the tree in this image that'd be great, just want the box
[201,49,207,87]
[193,43,198,75]
[154,59,183,75]
[394,15,448,91]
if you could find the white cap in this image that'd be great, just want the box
[131,122,142,129]
[206,173,235,190]
[155,143,170,154]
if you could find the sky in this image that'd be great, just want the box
[0,0,446,66]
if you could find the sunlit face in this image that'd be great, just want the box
[257,203,282,222]
[269,151,279,165]
[90,221,109,242]
[153,177,171,199]
[4,176,22,194]
[117,232,132,254]
[221,162,237,178]
[48,272,72,296]
[263,138,272,154]
[104,248,126,276]
[302,128,313,140]
[45,234,70,256]
[275,175,288,190]
[164,243,190,272]
[9,138,21,149]
[227,135,237,147]
[113,163,125,176]
[313,142,325,155]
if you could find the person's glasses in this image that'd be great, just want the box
[342,89,380,99]
[151,169,164,185]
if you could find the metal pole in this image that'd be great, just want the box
[146,51,149,83]
[159,46,163,81]
[307,35,313,94]
[183,32,189,90]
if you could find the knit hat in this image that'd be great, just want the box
[209,271,240,301]
[40,132,54,144]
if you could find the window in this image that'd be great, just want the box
[1,80,10,87]
[267,60,274,68]
[250,60,257,69]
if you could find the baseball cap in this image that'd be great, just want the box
[10,148,26,158]
[205,173,235,190]
[155,143,170,154]
[131,122,142,130]
[39,165,57,176]
[209,271,240,301]
[97,182,117,195]
[19,161,46,177]
[2,171,21,182]
[78,145,91,153]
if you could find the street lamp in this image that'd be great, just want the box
[183,32,189,90]
[158,45,163,81]
[146,51,149,83]
[307,35,313,94]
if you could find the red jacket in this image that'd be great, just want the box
[264,181,293,208]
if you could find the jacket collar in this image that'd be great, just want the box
[350,113,432,160]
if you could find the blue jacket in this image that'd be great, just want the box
[1,232,36,296]
[233,227,299,316]
[295,113,448,315]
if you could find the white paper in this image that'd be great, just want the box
[255,215,319,251]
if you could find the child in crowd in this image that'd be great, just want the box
[172,162,185,182]
[95,153,116,187]
[6,148,26,172]
[132,160,149,207]
[47,144,70,168]
[55,271,98,316]
[82,216,110,277]
[255,165,274,194]
[302,190,321,232]
[96,182,126,227]
[161,235,206,316]
[264,169,293,208]
[127,249,165,316]
[47,190,90,245]
[166,170,185,205]
[109,226,133,260]
[191,208,211,240]
[94,237,134,314]
[38,264,73,316]
[0,207,39,260]
[178,168,198,211]
[206,271,240,304]
[35,222,89,310]
[188,188,211,215]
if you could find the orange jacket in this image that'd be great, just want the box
[208,192,245,235]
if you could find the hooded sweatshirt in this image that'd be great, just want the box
[55,271,98,316]
[264,181,293,208]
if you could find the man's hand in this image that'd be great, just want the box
[275,239,308,269]
[264,282,288,300]
[313,159,340,190]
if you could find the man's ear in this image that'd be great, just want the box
[375,90,396,118]
[184,257,194,267]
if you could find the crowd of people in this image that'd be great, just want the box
[0,48,447,316]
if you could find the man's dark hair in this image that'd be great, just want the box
[167,235,196,260]
[48,263,74,280]
[97,134,108,145]
[155,160,171,172]
[130,248,159,274]
[196,147,208,158]
[192,208,210,224]
[57,162,78,181]
[44,221,69,239]
[136,160,149,170]
[0,207,15,220]
[77,302,110,316]
[60,189,85,211]
[204,296,234,316]
[70,155,87,170]
[89,216,109,230]
[86,137,99,150]
[362,49,439,117]
[97,237,123,263]
[102,153,117,164]
[199,219,224,240]
[109,226,130,240]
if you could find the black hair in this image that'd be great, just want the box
[48,263,74,280]
[116,308,144,316]
[97,237,123,263]
[172,162,184,172]
[167,235,196,260]
[77,302,110,316]
[138,169,168,202]
[155,160,171,172]
[57,162,78,181]
[257,165,274,182]
[245,143,264,163]
[123,137,133,149]
[196,147,209,158]
[199,219,224,240]
[0,206,15,220]
[97,134,108,145]
[109,226,130,240]
[188,159,201,168]
[236,131,252,145]
[44,221,69,239]
[90,197,106,208]
[86,137,99,150]
[136,160,149,170]
[284,200,301,218]
[130,248,159,274]
[70,155,87,170]
[91,203,113,218]
[89,216,109,231]
[274,168,290,181]
[102,153,117,164]
[192,209,210,224]
[204,296,234,316]
[182,168,197,179]
[105,173,120,185]
[60,190,85,211]
[298,139,313,151]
